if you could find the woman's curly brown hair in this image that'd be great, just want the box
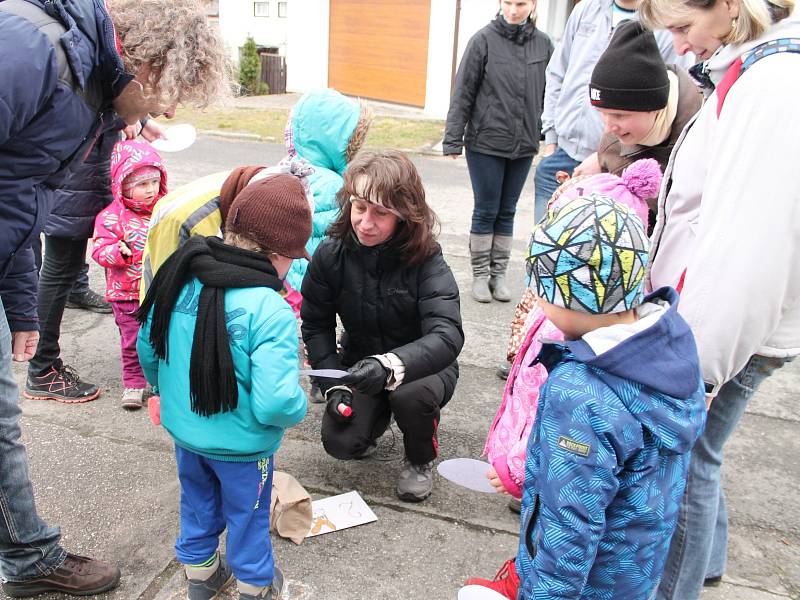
[110,0,231,108]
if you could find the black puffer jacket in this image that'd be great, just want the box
[301,236,464,390]
[443,16,553,159]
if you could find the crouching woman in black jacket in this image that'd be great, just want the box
[301,151,464,502]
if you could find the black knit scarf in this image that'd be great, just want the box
[136,236,283,417]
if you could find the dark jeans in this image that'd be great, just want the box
[533,147,581,221]
[466,149,533,236]
[28,237,90,375]
[321,364,458,465]
[31,236,89,294]
[0,298,66,581]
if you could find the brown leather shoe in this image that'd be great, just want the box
[2,553,121,597]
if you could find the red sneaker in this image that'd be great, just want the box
[465,558,520,599]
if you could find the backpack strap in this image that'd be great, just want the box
[716,38,800,117]
[0,0,74,90]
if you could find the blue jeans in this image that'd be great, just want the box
[533,147,581,221]
[0,298,66,581]
[656,354,792,600]
[465,149,533,236]
[174,446,275,587]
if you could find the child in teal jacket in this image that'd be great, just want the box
[137,174,312,600]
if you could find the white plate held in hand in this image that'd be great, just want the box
[150,124,197,153]
[437,458,496,494]
[458,585,511,600]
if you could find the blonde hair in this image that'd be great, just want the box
[223,231,272,255]
[639,0,794,44]
[345,100,374,163]
[110,0,232,108]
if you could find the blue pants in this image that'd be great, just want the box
[0,298,66,581]
[174,446,275,587]
[465,149,533,236]
[656,355,792,600]
[533,147,581,221]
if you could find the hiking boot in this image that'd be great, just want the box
[396,459,434,502]
[496,361,511,380]
[66,289,112,314]
[238,566,285,599]
[186,555,234,600]
[121,387,144,410]
[24,362,100,403]
[464,558,520,600]
[1,553,120,598]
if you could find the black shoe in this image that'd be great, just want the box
[24,361,101,403]
[703,575,723,587]
[496,362,511,380]
[309,382,325,404]
[65,289,112,314]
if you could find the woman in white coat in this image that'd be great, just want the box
[639,0,799,598]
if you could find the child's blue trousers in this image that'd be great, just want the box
[174,445,275,586]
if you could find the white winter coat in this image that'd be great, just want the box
[648,13,800,394]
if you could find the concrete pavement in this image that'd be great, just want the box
[7,136,798,600]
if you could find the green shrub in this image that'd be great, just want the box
[238,36,267,95]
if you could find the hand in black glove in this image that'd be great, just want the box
[325,387,355,423]
[341,358,390,396]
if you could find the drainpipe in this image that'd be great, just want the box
[450,0,462,94]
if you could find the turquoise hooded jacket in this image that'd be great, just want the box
[137,277,307,462]
[285,89,361,290]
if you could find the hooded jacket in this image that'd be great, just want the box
[92,140,168,301]
[443,16,553,159]
[516,288,706,599]
[0,0,128,330]
[140,89,362,296]
[647,14,800,394]
[137,277,307,462]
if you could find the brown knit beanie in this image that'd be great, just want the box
[226,174,312,259]
[219,165,266,222]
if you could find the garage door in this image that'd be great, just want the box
[328,0,431,107]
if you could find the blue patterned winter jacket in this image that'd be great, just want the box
[516,287,706,600]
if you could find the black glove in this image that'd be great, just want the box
[325,387,355,423]
[341,358,390,396]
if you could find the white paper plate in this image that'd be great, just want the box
[458,585,511,600]
[437,458,496,494]
[150,123,197,152]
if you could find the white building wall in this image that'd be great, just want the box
[285,0,570,117]
[218,0,290,64]
[286,0,330,92]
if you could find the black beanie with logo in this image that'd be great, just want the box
[589,19,669,111]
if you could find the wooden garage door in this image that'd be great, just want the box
[328,0,431,107]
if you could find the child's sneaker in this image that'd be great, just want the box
[121,388,144,410]
[238,566,284,599]
[186,555,234,600]
[464,558,520,600]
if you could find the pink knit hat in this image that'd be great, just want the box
[550,158,662,228]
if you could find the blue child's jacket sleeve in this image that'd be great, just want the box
[136,309,160,388]
[250,303,307,429]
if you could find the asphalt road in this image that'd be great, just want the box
[8,135,799,600]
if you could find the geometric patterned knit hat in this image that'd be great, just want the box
[528,193,649,314]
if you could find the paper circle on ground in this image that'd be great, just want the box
[437,458,496,493]
[150,124,197,152]
[458,585,511,600]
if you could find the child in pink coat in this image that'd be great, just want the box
[484,159,662,499]
[92,140,168,410]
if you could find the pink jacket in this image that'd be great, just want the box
[484,304,563,498]
[92,140,168,301]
